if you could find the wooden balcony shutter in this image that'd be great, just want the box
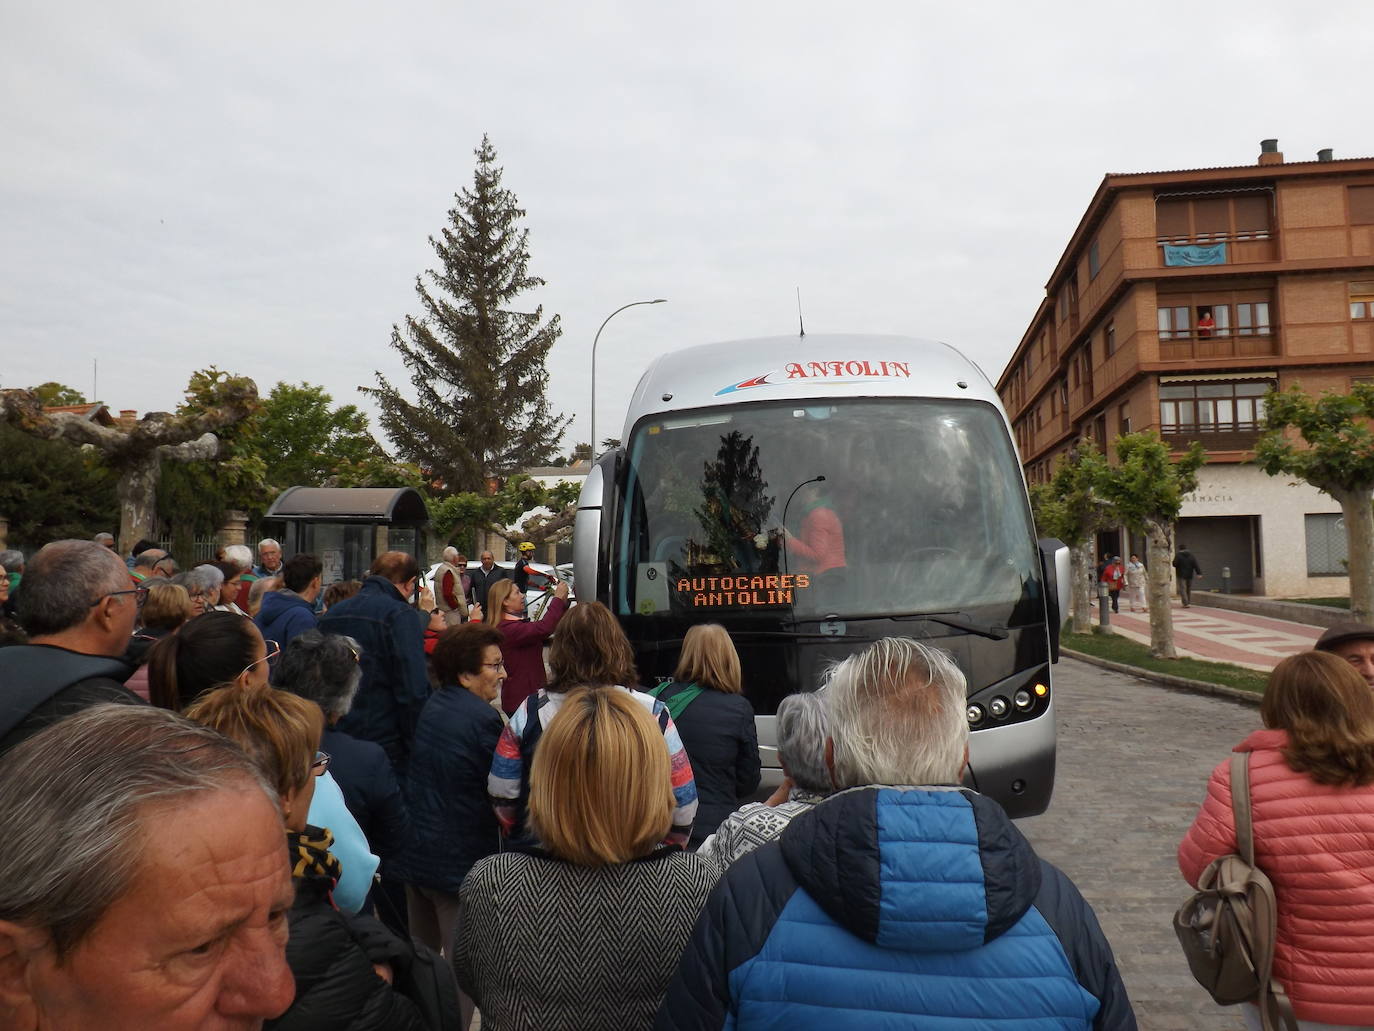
[1232,194,1271,235]
[1157,199,1189,240]
[1350,186,1374,226]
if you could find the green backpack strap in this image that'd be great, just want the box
[648,680,705,722]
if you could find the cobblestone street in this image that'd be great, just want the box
[1018,658,1261,1030]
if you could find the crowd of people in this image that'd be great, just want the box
[29,527,1374,1027]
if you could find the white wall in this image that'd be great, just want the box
[1180,464,1347,598]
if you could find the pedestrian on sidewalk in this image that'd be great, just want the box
[1172,543,1203,607]
[1101,556,1125,614]
[1125,554,1147,612]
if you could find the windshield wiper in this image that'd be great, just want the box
[892,612,1009,641]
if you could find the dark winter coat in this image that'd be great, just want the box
[322,727,410,861]
[390,685,504,893]
[655,785,1136,1029]
[267,833,430,1031]
[255,590,319,651]
[467,564,510,611]
[1172,549,1203,580]
[319,576,430,771]
[0,644,141,756]
[651,681,760,846]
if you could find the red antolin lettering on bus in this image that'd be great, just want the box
[783,360,911,380]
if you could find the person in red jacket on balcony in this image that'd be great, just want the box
[1196,310,1215,337]
[1179,650,1374,1029]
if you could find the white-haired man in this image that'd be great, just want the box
[657,637,1136,1029]
[0,705,295,1028]
[254,539,284,579]
[433,546,471,626]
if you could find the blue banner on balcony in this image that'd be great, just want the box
[1163,243,1227,266]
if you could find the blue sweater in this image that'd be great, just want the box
[656,786,1136,1029]
[254,590,317,652]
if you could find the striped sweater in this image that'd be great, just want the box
[488,686,699,847]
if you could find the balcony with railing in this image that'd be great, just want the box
[1157,231,1279,268]
[1158,329,1279,361]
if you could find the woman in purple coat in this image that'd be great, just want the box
[485,578,570,714]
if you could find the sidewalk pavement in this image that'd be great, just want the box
[1089,598,1323,671]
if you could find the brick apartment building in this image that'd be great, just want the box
[997,140,1374,597]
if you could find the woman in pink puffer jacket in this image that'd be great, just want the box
[1179,650,1374,1028]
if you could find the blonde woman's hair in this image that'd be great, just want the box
[185,683,323,799]
[673,623,742,694]
[484,580,519,628]
[528,688,673,866]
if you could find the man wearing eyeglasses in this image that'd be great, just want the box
[130,548,176,583]
[0,540,145,756]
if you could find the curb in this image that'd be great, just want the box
[1060,648,1261,708]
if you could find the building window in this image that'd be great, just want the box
[1088,239,1101,279]
[1159,379,1275,436]
[1158,306,1191,339]
[1060,380,1069,413]
[1351,186,1374,226]
[1118,403,1131,435]
[1156,191,1273,243]
[1305,513,1348,576]
[1236,302,1272,335]
[1351,282,1374,320]
[1105,320,1117,355]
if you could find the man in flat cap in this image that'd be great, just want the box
[1315,622,1374,688]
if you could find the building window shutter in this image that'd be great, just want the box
[1350,186,1374,225]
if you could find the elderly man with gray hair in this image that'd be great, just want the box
[0,540,144,756]
[697,689,832,869]
[432,546,471,626]
[0,704,296,1027]
[659,637,1136,1029]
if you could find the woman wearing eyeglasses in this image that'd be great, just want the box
[185,683,437,1031]
[390,623,507,1030]
[147,611,379,914]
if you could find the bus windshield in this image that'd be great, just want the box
[616,398,1043,623]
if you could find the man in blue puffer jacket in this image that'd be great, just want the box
[254,552,322,655]
[656,637,1136,1030]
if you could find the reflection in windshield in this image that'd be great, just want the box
[618,399,1041,622]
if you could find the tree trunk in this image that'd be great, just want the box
[1333,487,1374,622]
[1144,520,1176,659]
[1070,540,1094,634]
[116,455,163,554]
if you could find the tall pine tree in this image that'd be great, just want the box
[365,136,568,493]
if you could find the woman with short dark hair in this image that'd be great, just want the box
[457,689,718,1030]
[389,623,506,1030]
[1180,650,1374,1028]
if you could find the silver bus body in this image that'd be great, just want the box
[575,334,1066,817]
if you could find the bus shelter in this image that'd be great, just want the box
[264,487,430,586]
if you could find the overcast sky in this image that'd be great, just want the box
[3,2,1370,456]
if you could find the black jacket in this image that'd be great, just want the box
[467,564,509,610]
[0,644,141,755]
[268,837,432,1031]
[652,681,760,847]
[322,727,410,862]
[1172,550,1202,579]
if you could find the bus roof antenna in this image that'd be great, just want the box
[796,288,805,338]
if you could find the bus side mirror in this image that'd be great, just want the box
[1037,538,1069,663]
[573,449,621,604]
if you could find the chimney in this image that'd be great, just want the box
[120,409,137,421]
[1318,147,1334,162]
[1259,138,1283,166]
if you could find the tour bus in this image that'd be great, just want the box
[574,334,1068,817]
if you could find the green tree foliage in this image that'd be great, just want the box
[364,135,569,494]
[429,475,581,553]
[1256,383,1374,621]
[1028,441,1110,633]
[30,382,88,406]
[0,423,118,549]
[1097,433,1205,657]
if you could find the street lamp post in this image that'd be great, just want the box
[590,298,666,462]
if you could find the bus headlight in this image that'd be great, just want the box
[1014,689,1033,711]
[966,704,985,726]
[989,697,1009,719]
